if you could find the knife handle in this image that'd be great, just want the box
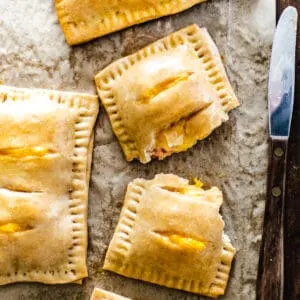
[256,138,288,300]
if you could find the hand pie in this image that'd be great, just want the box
[55,0,206,45]
[95,25,239,164]
[91,288,130,300]
[103,174,236,298]
[0,85,99,285]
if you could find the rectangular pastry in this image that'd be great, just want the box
[55,0,206,45]
[91,288,130,300]
[95,25,239,163]
[0,85,99,285]
[103,174,236,298]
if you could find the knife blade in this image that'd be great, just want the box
[256,6,298,300]
[269,7,297,139]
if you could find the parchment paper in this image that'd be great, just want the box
[0,0,275,299]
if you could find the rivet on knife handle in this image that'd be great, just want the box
[257,139,287,300]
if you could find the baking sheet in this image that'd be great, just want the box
[0,0,275,299]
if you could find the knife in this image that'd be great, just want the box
[256,6,298,300]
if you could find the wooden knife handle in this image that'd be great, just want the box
[256,138,288,300]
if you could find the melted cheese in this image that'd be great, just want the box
[169,234,206,251]
[155,231,206,251]
[0,222,32,233]
[140,71,193,103]
[160,178,205,196]
[193,178,204,188]
[0,223,23,233]
[0,146,51,158]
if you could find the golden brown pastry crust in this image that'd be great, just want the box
[55,0,206,45]
[103,174,236,297]
[90,288,131,300]
[95,25,239,163]
[0,86,99,285]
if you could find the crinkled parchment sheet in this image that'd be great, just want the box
[0,0,274,299]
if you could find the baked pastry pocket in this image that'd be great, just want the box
[91,287,130,300]
[104,174,236,298]
[55,0,206,45]
[95,24,239,163]
[0,86,99,285]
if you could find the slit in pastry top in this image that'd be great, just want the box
[153,230,206,251]
[0,146,55,158]
[0,222,33,234]
[139,71,194,103]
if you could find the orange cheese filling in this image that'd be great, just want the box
[169,234,206,251]
[160,178,205,196]
[0,146,51,158]
[0,222,33,233]
[140,71,194,103]
[155,231,206,251]
[0,223,23,233]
